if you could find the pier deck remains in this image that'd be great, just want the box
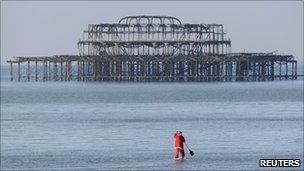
[7,16,297,82]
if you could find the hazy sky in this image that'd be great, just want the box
[1,1,303,65]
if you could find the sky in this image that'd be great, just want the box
[1,1,303,65]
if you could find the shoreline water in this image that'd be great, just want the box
[1,71,303,170]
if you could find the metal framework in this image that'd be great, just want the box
[7,15,298,82]
[78,15,231,56]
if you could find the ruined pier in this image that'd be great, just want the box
[7,16,297,82]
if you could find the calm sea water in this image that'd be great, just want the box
[1,78,303,170]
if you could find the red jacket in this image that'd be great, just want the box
[174,133,185,148]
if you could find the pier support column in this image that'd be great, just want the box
[270,60,274,81]
[77,61,80,81]
[48,61,51,81]
[285,62,288,80]
[291,61,294,80]
[54,62,58,81]
[27,61,30,81]
[67,61,72,81]
[295,61,298,80]
[93,59,97,81]
[261,62,266,81]
[60,61,63,81]
[44,61,48,81]
[225,61,228,81]
[279,61,282,80]
[35,60,38,81]
[43,61,45,81]
[247,60,250,81]
[87,61,90,81]
[82,61,85,81]
[65,61,68,81]
[10,62,13,81]
[18,62,20,82]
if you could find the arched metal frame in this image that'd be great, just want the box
[78,16,231,57]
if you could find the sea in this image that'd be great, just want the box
[1,66,303,170]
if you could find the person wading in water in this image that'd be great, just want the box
[173,131,186,159]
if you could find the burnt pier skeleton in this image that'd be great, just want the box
[7,16,297,82]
